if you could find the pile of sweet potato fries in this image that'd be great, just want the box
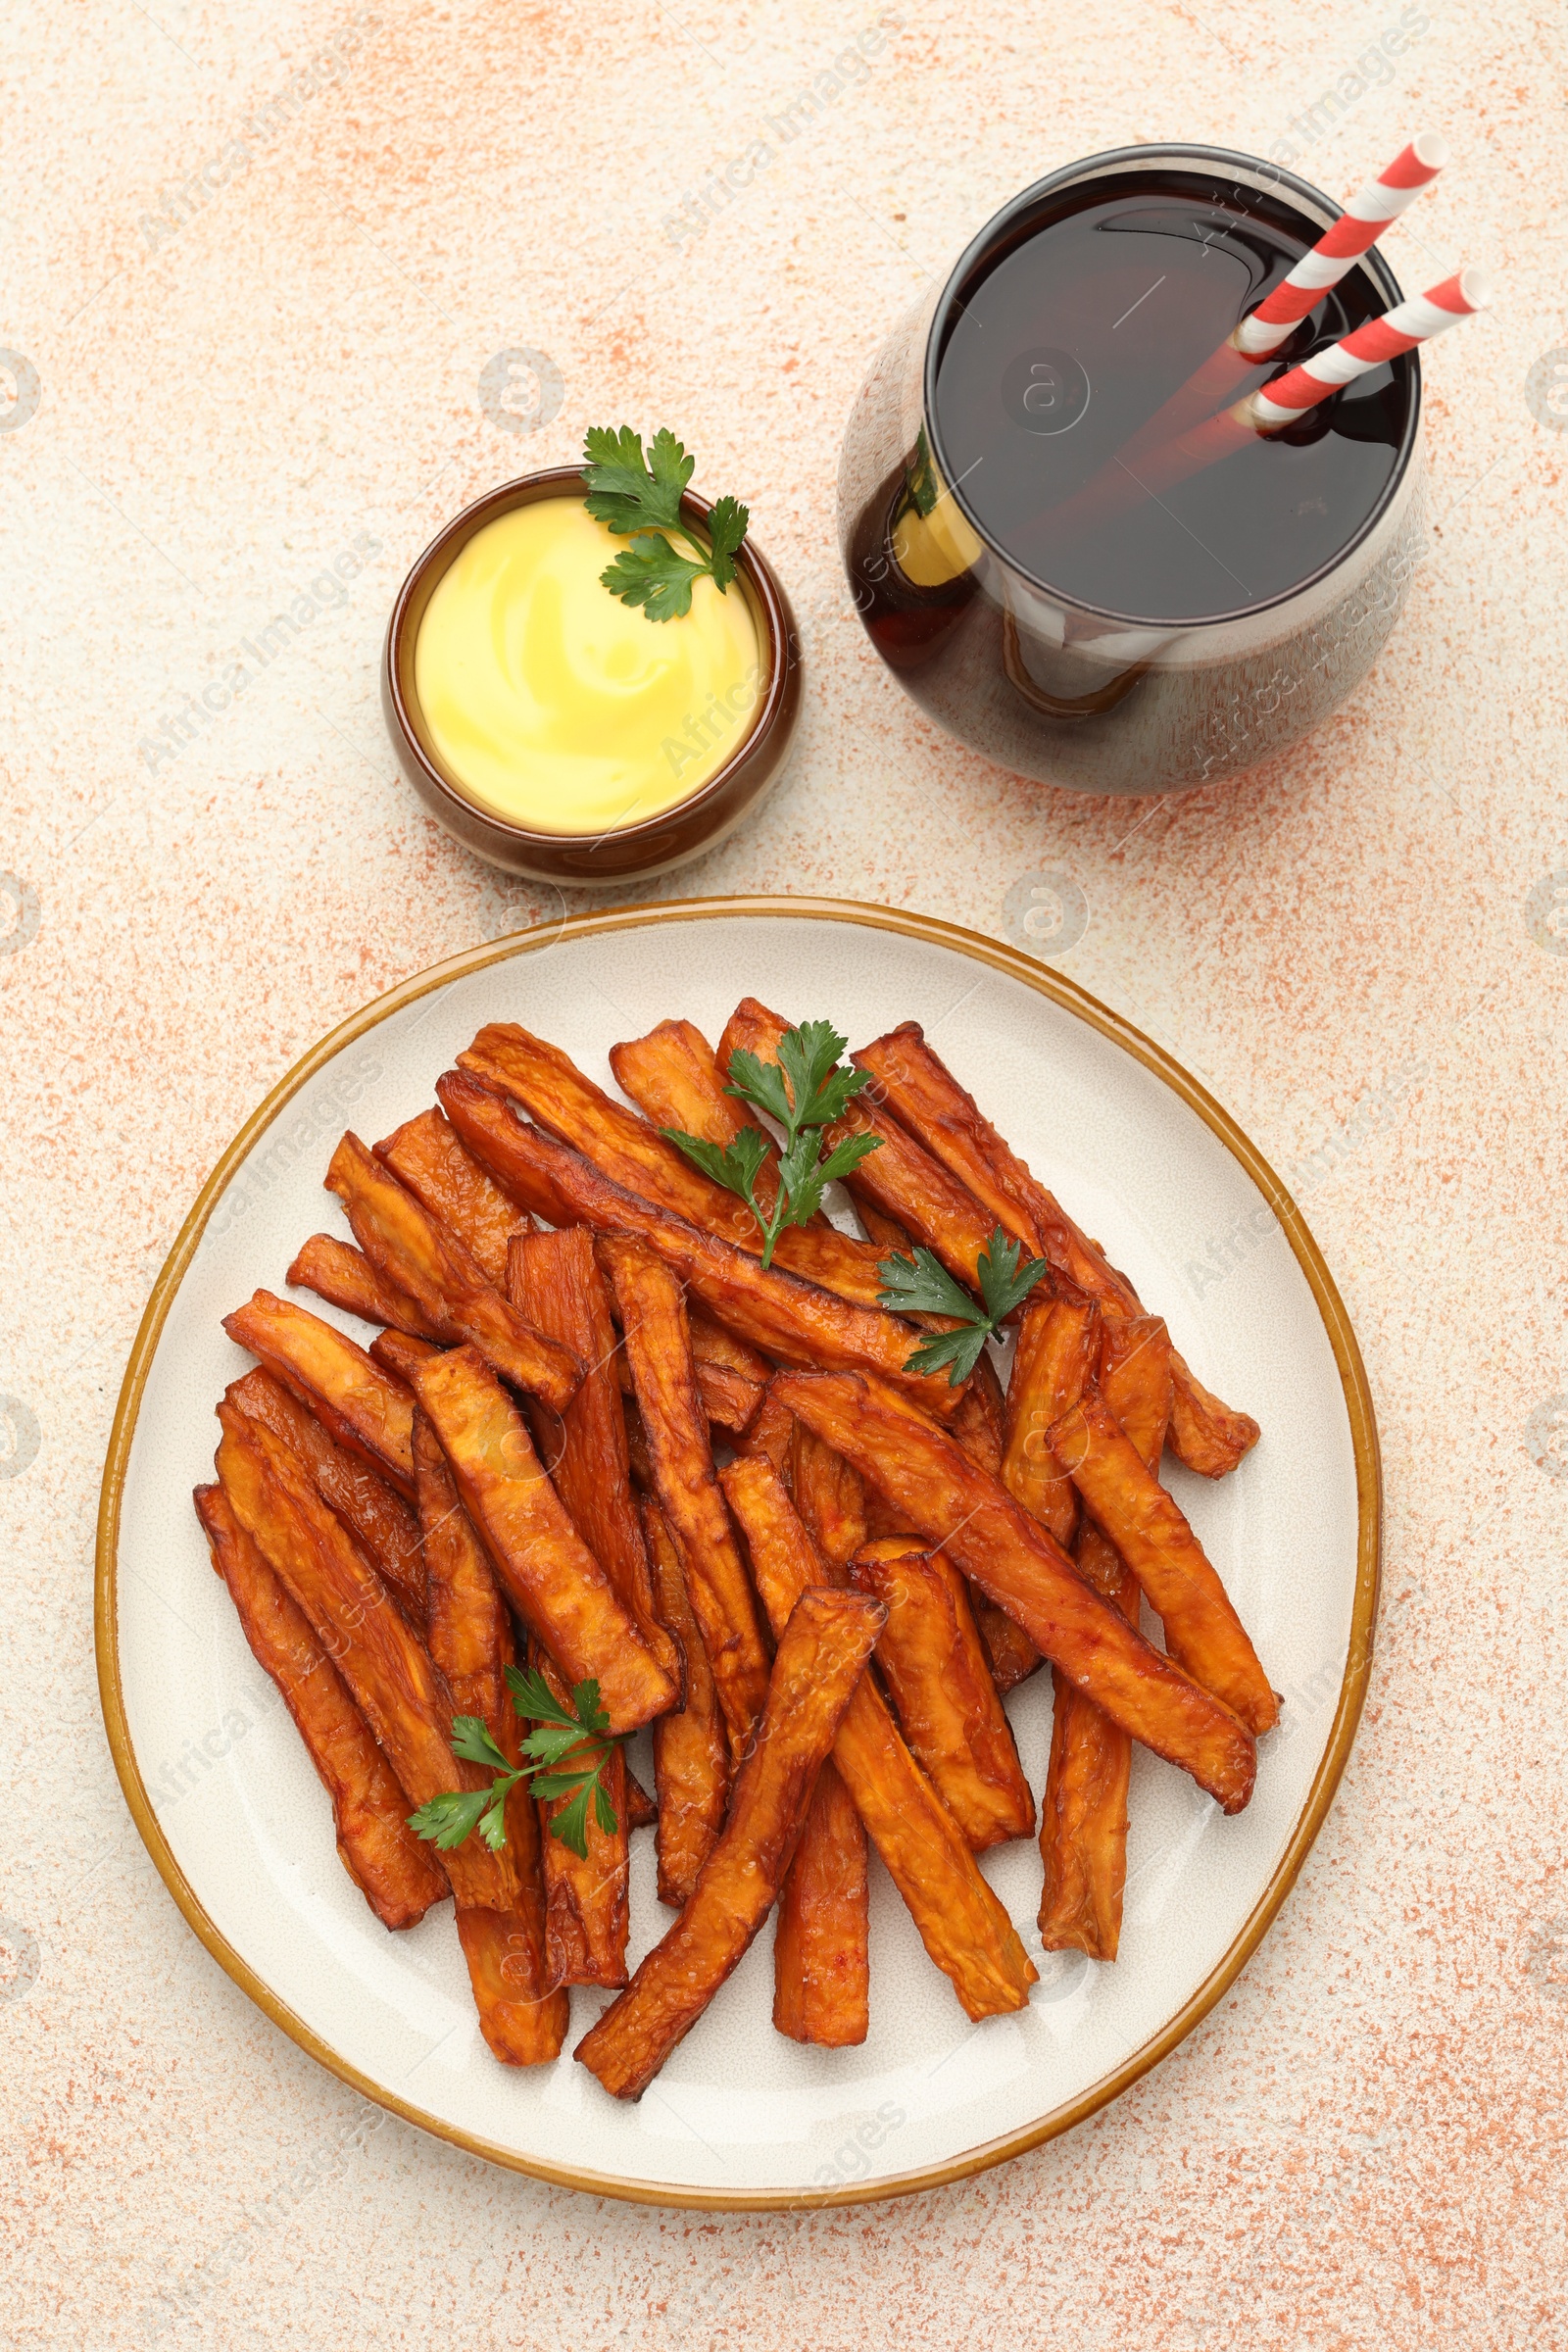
[194,999,1271,2099]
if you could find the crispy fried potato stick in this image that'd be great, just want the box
[735,1385,796,1482]
[721,1454,1037,2019]
[693,1357,763,1434]
[216,1406,564,2061]
[412,1411,559,2004]
[223,1291,416,1499]
[574,1589,884,2099]
[949,1349,1041,1688]
[772,1371,1256,1813]
[609,1017,830,1231]
[326,1133,578,1412]
[1002,1289,1101,1545]
[369,1329,444,1386]
[772,1760,868,2046]
[1048,1386,1278,1736]
[722,1426,871,2043]
[527,1640,630,1989]
[458,1021,891,1306]
[408,1344,676,1735]
[718,997,1000,1287]
[223,1366,426,1629]
[790,1420,867,1576]
[625,1765,658,1832]
[1039,1315,1171,1959]
[286,1234,444,1341]
[375,1105,526,1289]
[641,1496,730,1907]
[508,1225,679,1687]
[601,1236,770,1751]
[851,1537,1034,1851]
[435,1072,969,1424]
[853,1022,1260,1477]
[195,1482,446,1930]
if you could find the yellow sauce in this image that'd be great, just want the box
[414,499,762,835]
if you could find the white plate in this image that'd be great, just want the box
[97,900,1379,2208]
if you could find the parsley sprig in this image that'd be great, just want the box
[877,1227,1052,1385]
[661,1019,882,1268]
[584,425,750,623]
[408,1666,625,1862]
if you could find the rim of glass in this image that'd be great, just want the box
[922,142,1424,632]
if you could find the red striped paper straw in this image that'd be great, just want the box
[1234,132,1450,356]
[1074,135,1451,490]
[1102,265,1491,518]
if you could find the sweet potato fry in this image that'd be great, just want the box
[953,1350,1006,1475]
[194,1481,445,1931]
[601,1237,770,1750]
[223,1366,425,1629]
[771,1371,1256,1813]
[734,1384,796,1483]
[789,1420,866,1575]
[436,1072,969,1424]
[1038,1315,1172,1959]
[772,1761,868,2046]
[375,1105,525,1289]
[1048,1386,1278,1736]
[1003,1289,1101,1545]
[718,997,1000,1287]
[625,1764,658,1832]
[853,1022,1259,1477]
[368,1329,444,1386]
[853,1196,915,1256]
[575,1589,884,2100]
[690,1312,770,1390]
[460,1023,892,1306]
[412,1411,558,2000]
[642,1497,730,1907]
[609,1015,833,1230]
[408,1344,677,1735]
[507,1225,678,1686]
[720,1454,1036,2019]
[527,1640,630,1989]
[694,1357,763,1434]
[286,1233,444,1341]
[850,1537,1034,1852]
[413,1409,512,1717]
[326,1132,578,1412]
[215,1406,565,2061]
[222,1291,416,1499]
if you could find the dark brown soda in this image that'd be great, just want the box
[863,168,1415,631]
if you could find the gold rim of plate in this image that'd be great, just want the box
[94,895,1382,2211]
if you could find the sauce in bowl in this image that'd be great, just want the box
[413,498,762,836]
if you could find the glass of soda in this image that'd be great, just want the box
[838,145,1426,795]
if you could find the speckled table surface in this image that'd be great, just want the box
[4,1,1566,2344]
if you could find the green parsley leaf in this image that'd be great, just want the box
[412,1675,626,1861]
[449,1714,513,1773]
[900,1321,995,1388]
[583,424,750,624]
[662,1017,881,1268]
[877,1226,1051,1386]
[407,1787,498,1852]
[548,1780,596,1863]
[705,494,750,591]
[598,538,710,624]
[974,1229,1052,1324]
[875,1244,989,1326]
[659,1123,770,1203]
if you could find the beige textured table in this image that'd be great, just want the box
[4,2,1565,2343]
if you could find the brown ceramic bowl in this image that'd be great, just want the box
[382,466,802,884]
